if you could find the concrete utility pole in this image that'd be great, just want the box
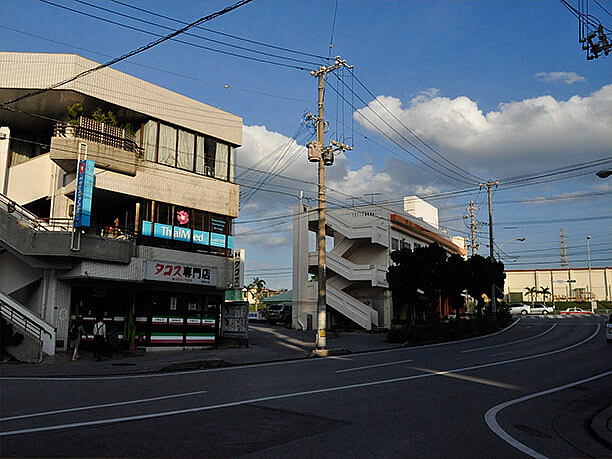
[308,56,353,350]
[464,201,481,257]
[479,181,499,313]
[587,235,593,309]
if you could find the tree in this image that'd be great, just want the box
[247,277,266,311]
[466,255,504,316]
[442,253,468,325]
[539,287,551,303]
[524,286,537,305]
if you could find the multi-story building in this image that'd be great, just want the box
[292,196,466,331]
[505,267,611,303]
[0,52,242,356]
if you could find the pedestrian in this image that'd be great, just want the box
[93,316,106,361]
[69,316,85,361]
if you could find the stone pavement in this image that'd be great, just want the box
[0,323,398,378]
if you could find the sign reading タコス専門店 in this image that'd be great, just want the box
[144,260,218,286]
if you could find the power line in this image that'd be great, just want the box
[2,0,254,108]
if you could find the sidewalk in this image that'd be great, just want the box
[0,323,398,378]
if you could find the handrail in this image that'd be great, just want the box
[0,192,49,230]
[53,122,143,157]
[0,297,52,342]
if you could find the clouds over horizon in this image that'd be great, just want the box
[353,84,612,177]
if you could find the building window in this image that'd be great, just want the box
[158,124,177,166]
[205,137,216,177]
[156,202,172,225]
[215,142,228,180]
[391,238,399,251]
[140,121,157,162]
[177,130,195,171]
[195,135,206,175]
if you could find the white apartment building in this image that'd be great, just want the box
[505,267,611,302]
[292,197,466,331]
[0,52,242,356]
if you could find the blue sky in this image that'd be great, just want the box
[2,0,611,289]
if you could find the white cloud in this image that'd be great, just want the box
[353,84,612,177]
[536,71,586,84]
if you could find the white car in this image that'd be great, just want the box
[530,303,554,315]
[509,303,530,315]
[606,314,612,344]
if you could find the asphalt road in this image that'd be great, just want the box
[1,316,610,458]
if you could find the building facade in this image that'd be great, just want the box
[0,52,243,352]
[292,197,466,331]
[505,267,611,303]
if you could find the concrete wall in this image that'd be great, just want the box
[6,154,54,205]
[505,268,611,302]
[51,136,137,176]
[0,126,9,194]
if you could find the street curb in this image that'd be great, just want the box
[310,348,350,357]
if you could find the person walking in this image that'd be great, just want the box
[93,316,106,361]
[69,316,85,361]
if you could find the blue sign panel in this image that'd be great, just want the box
[142,220,152,236]
[73,159,95,228]
[210,232,226,248]
[227,236,234,249]
[173,226,191,242]
[193,230,210,246]
[153,223,173,239]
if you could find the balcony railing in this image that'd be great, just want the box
[53,118,143,157]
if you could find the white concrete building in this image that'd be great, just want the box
[0,52,242,356]
[292,197,466,331]
[505,267,611,302]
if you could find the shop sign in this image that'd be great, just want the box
[153,223,173,239]
[173,226,191,242]
[211,233,226,248]
[187,317,201,326]
[73,159,94,228]
[201,318,215,326]
[144,260,218,286]
[233,249,245,289]
[152,316,167,324]
[193,230,210,245]
[168,317,183,325]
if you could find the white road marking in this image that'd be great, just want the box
[0,390,209,422]
[0,325,599,437]
[461,324,557,353]
[489,351,515,357]
[484,369,612,459]
[0,319,522,382]
[335,359,414,373]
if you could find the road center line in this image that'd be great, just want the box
[484,369,612,459]
[335,359,414,373]
[461,324,557,353]
[0,325,599,437]
[0,390,209,422]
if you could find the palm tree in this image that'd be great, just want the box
[539,287,551,304]
[247,277,266,311]
[524,286,537,305]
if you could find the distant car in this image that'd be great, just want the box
[509,303,530,315]
[606,314,612,343]
[560,307,593,314]
[530,303,554,315]
[265,304,292,325]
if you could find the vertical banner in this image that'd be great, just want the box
[74,159,95,228]
[233,249,245,289]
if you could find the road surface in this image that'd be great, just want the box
[1,316,610,458]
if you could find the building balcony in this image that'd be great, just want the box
[50,120,143,177]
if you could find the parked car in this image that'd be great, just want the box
[530,303,554,315]
[606,314,612,343]
[509,303,530,315]
[560,307,593,314]
[265,304,292,325]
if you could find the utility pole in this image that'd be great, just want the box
[479,180,499,313]
[464,201,481,257]
[560,229,571,299]
[307,56,353,351]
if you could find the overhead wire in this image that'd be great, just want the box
[2,0,255,108]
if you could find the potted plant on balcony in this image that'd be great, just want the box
[65,103,83,137]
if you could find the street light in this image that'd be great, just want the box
[596,170,612,178]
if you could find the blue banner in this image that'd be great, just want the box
[141,220,152,236]
[153,223,173,239]
[73,159,94,228]
[193,230,210,246]
[173,226,191,242]
[210,232,226,248]
[227,236,234,249]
